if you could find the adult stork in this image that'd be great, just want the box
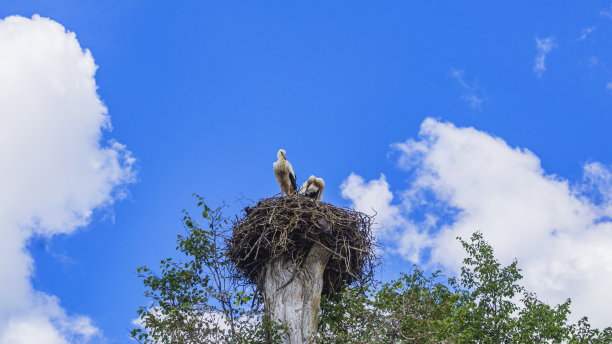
[273,149,297,196]
[301,175,325,201]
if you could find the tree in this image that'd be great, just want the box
[130,196,282,344]
[131,197,612,343]
[315,232,612,343]
[315,269,468,343]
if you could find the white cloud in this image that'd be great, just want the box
[534,37,556,77]
[3,293,99,344]
[450,68,483,110]
[0,14,135,343]
[577,27,596,41]
[340,173,432,262]
[341,118,612,328]
[340,173,406,236]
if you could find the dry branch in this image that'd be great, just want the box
[228,195,377,296]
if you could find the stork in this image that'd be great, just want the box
[273,149,297,196]
[301,175,325,201]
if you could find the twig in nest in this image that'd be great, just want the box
[227,195,378,296]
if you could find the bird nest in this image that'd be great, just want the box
[228,196,377,296]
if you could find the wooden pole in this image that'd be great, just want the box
[260,243,332,344]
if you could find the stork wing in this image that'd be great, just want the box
[289,171,297,192]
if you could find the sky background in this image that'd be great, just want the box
[1,1,612,343]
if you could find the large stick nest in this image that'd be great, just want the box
[228,196,377,296]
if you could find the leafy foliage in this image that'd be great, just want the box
[315,269,468,343]
[315,232,612,343]
[132,198,612,343]
[130,196,282,344]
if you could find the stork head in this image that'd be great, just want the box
[315,177,325,188]
[307,175,316,185]
[277,149,286,160]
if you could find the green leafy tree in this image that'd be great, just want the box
[457,231,524,342]
[455,232,576,343]
[130,196,282,343]
[132,198,612,343]
[315,269,468,343]
[568,317,612,343]
[316,232,612,343]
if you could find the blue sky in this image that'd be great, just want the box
[2,1,612,342]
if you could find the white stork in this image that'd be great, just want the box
[273,149,297,196]
[301,175,325,201]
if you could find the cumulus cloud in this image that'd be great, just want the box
[450,68,483,110]
[3,293,99,344]
[534,37,556,77]
[0,14,135,343]
[341,118,612,328]
[340,173,406,236]
[340,173,432,262]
